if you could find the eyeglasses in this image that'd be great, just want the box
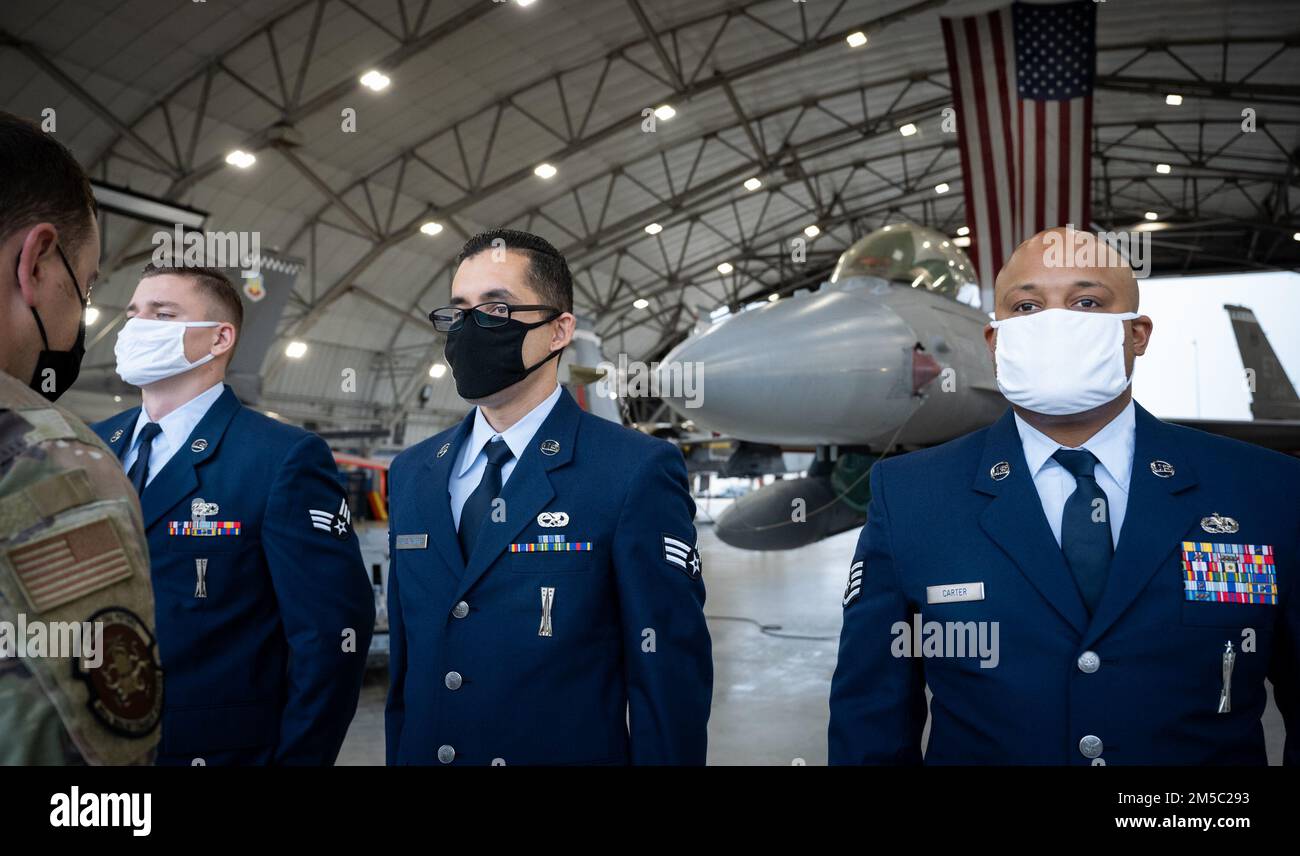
[429,302,559,333]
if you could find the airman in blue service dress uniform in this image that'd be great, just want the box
[830,227,1299,765]
[93,266,373,766]
[385,229,712,765]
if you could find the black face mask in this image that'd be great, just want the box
[444,313,563,401]
[27,244,88,402]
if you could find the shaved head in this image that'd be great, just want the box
[992,226,1140,318]
[983,225,1154,435]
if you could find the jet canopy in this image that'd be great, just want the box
[828,223,980,307]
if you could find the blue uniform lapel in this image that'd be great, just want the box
[975,408,1091,636]
[1083,403,1199,646]
[423,411,476,578]
[453,390,580,602]
[139,386,241,531]
[103,408,142,463]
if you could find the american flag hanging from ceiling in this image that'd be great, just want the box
[941,0,1097,307]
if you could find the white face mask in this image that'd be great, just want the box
[115,317,221,388]
[989,308,1140,416]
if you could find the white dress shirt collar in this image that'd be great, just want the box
[456,384,563,478]
[1014,398,1136,494]
[131,381,226,453]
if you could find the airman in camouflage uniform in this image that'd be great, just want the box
[0,110,161,764]
[0,373,162,764]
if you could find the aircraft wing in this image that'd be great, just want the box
[1167,418,1300,455]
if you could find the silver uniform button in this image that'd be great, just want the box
[1077,651,1100,674]
[452,601,469,619]
[437,745,455,764]
[445,671,463,690]
[1079,735,1103,759]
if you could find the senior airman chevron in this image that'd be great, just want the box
[662,533,701,577]
[843,560,864,607]
[1181,541,1278,604]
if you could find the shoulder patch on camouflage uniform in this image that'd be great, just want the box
[14,407,77,444]
[7,518,134,612]
[0,469,95,535]
[25,469,94,518]
[73,607,162,738]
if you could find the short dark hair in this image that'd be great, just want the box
[456,228,574,314]
[140,263,244,331]
[0,111,97,252]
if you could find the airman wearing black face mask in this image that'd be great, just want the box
[0,111,162,766]
[384,228,713,766]
[21,241,88,401]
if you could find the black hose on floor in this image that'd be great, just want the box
[705,614,838,641]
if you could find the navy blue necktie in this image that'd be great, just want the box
[457,438,514,561]
[126,422,163,497]
[1052,448,1113,615]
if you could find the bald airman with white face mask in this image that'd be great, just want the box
[830,226,1300,766]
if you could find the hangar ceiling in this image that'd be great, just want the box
[2,0,1298,439]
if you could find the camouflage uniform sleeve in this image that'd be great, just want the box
[0,389,162,766]
[0,657,81,764]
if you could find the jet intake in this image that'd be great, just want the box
[912,345,944,394]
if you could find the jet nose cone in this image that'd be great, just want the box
[656,287,918,445]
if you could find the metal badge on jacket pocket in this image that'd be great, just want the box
[1181,541,1277,605]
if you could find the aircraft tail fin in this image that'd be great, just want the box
[1224,304,1300,420]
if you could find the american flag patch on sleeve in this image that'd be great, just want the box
[7,519,133,612]
[843,560,864,607]
[662,533,701,578]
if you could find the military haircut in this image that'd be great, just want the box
[456,228,574,315]
[0,111,97,254]
[139,263,244,330]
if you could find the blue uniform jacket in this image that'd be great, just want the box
[94,385,373,765]
[385,389,712,765]
[830,402,1300,765]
